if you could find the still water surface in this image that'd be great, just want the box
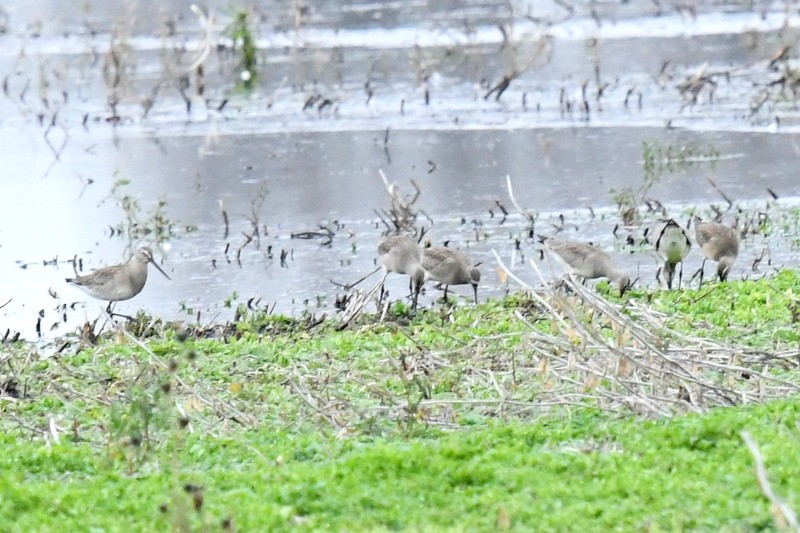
[0,1,798,339]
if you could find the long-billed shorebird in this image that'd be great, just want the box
[694,217,739,283]
[654,218,691,290]
[421,247,481,303]
[544,238,631,296]
[377,235,425,311]
[66,247,170,312]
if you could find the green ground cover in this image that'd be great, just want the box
[1,270,799,531]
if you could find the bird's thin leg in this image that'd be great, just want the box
[699,258,706,287]
[411,281,420,313]
[472,284,478,305]
[378,271,389,305]
[443,285,449,301]
[107,302,121,318]
[690,259,706,287]
[678,261,684,290]
[107,302,135,321]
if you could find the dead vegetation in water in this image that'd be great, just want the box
[373,168,432,236]
[335,168,434,328]
[665,38,800,128]
[4,0,799,165]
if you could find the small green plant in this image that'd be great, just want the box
[179,301,194,316]
[104,177,175,244]
[390,299,412,317]
[641,140,720,183]
[230,10,257,90]
[611,141,722,223]
[609,187,639,225]
[107,362,174,474]
[223,291,240,308]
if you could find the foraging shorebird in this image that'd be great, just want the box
[377,235,425,311]
[694,217,739,283]
[421,247,481,303]
[66,247,170,312]
[544,238,631,296]
[654,218,692,289]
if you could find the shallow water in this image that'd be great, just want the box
[0,1,799,339]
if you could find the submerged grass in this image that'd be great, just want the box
[2,270,800,530]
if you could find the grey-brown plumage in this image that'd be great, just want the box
[654,218,691,289]
[544,238,631,296]
[377,235,425,311]
[421,247,480,303]
[694,217,739,282]
[66,247,170,310]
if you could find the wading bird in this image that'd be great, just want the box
[544,238,631,296]
[377,235,425,311]
[66,247,170,313]
[654,218,691,289]
[421,247,481,303]
[693,217,739,283]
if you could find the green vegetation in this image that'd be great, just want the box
[650,269,799,346]
[104,176,175,244]
[230,11,257,90]
[2,271,800,531]
[611,140,722,223]
[641,140,720,183]
[2,402,799,532]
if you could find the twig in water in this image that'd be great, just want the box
[706,175,733,209]
[484,72,516,101]
[219,200,229,238]
[505,175,535,225]
[330,266,381,291]
[383,127,391,164]
[236,231,255,265]
[184,5,214,73]
[291,225,335,245]
[378,169,424,234]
